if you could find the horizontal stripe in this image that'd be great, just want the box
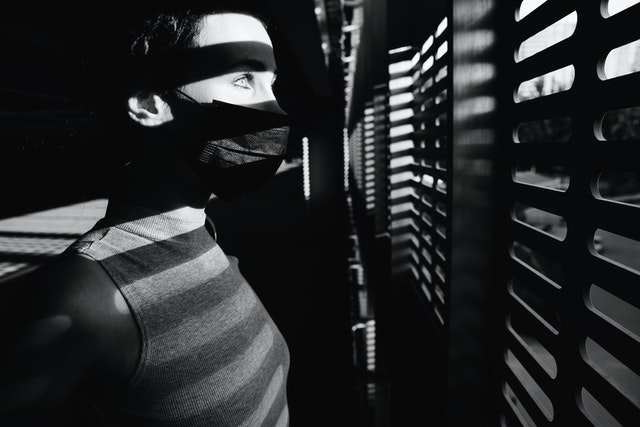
[116,244,229,305]
[161,324,274,420]
[90,226,218,284]
[239,365,284,427]
[152,282,259,365]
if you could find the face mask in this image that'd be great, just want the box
[170,90,290,200]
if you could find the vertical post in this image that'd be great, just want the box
[449,0,504,425]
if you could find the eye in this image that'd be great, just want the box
[233,73,254,90]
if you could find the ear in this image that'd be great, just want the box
[127,92,174,127]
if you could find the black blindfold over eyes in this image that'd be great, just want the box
[125,41,277,90]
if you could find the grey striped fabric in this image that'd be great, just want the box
[65,201,290,426]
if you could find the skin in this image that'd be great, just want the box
[0,13,280,425]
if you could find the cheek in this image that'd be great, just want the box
[181,76,231,103]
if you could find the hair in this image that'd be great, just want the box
[127,6,270,57]
[89,3,271,158]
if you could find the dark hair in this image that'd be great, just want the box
[127,4,270,57]
[89,3,271,146]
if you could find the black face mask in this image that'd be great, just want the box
[170,90,290,200]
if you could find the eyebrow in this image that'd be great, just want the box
[227,60,279,85]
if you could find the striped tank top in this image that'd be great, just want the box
[65,201,290,426]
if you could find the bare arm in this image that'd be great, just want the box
[0,255,140,425]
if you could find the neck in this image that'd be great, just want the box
[109,134,211,215]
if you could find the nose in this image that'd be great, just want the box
[256,73,286,114]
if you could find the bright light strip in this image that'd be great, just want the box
[390,171,415,184]
[389,108,414,122]
[389,76,413,90]
[422,56,434,73]
[302,136,311,200]
[390,186,415,200]
[389,46,412,54]
[390,155,415,168]
[411,52,421,68]
[389,92,414,106]
[391,202,414,214]
[436,17,448,38]
[436,41,448,59]
[389,124,414,138]
[343,128,350,190]
[389,140,414,153]
[389,60,414,75]
[422,174,434,188]
[422,35,434,55]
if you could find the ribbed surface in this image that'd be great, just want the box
[65,202,290,426]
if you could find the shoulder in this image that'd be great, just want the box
[13,253,124,329]
[2,253,140,392]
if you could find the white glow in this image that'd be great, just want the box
[389,108,414,122]
[390,155,415,168]
[422,56,435,73]
[389,60,414,74]
[389,124,414,138]
[391,217,415,229]
[389,140,414,153]
[603,39,640,79]
[389,92,414,106]
[422,174,434,188]
[391,202,415,214]
[517,0,548,21]
[517,12,577,62]
[390,187,415,200]
[436,17,448,38]
[389,46,412,55]
[390,171,415,184]
[411,52,421,68]
[606,0,640,17]
[422,35,434,55]
[436,41,448,60]
[343,128,350,191]
[302,137,311,200]
[389,76,413,90]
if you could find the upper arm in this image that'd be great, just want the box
[0,254,139,425]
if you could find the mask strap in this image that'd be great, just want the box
[174,88,203,106]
